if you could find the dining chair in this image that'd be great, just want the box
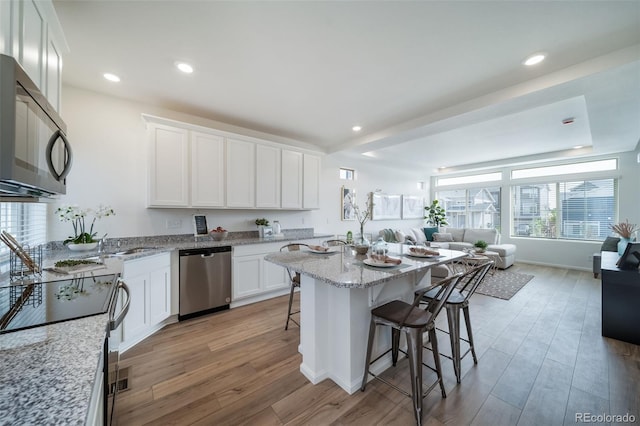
[280,243,308,330]
[417,260,493,383]
[361,272,463,426]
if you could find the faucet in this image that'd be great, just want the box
[98,233,108,255]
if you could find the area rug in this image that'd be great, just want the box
[474,269,534,300]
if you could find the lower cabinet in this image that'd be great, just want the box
[231,239,323,307]
[119,252,171,352]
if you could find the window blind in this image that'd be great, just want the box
[0,202,48,272]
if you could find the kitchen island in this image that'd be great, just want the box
[264,244,466,394]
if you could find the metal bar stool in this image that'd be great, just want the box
[418,260,493,383]
[280,243,308,330]
[361,272,463,425]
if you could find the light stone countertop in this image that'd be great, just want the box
[0,314,108,425]
[265,244,467,288]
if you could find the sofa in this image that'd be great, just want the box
[378,226,516,278]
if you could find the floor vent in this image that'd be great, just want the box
[108,366,130,395]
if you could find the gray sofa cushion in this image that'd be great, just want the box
[433,232,454,242]
[463,228,499,245]
[601,236,620,252]
[444,227,465,242]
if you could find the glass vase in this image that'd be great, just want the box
[618,237,631,255]
[354,225,370,255]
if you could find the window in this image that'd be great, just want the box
[0,202,47,273]
[436,172,502,187]
[436,186,501,230]
[339,168,355,180]
[511,178,616,240]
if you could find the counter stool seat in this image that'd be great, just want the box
[280,243,308,330]
[361,273,463,426]
[418,260,493,383]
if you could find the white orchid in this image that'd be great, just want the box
[56,204,115,244]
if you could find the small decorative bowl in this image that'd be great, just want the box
[210,231,228,241]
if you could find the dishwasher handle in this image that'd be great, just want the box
[109,279,130,331]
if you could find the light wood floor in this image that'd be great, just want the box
[114,264,640,425]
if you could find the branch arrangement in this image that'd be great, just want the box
[610,219,638,239]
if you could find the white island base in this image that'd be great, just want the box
[298,268,431,394]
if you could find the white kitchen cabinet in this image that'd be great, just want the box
[3,0,66,110]
[44,30,62,111]
[0,2,10,55]
[226,138,256,208]
[231,238,324,307]
[232,242,289,305]
[19,0,45,89]
[256,144,281,208]
[120,252,172,352]
[281,149,303,209]
[148,124,190,207]
[303,153,321,209]
[144,114,322,211]
[191,131,225,207]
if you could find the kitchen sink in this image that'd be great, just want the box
[115,247,158,255]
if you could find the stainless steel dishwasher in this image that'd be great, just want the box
[179,246,232,320]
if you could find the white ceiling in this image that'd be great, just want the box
[53,1,640,172]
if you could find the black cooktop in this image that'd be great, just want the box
[0,260,122,334]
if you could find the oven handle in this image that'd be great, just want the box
[45,130,73,181]
[109,280,130,331]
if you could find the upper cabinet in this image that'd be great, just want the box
[144,114,321,210]
[148,124,190,207]
[1,0,68,111]
[303,153,321,209]
[281,149,303,209]
[226,138,256,208]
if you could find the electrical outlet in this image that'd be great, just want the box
[166,219,182,229]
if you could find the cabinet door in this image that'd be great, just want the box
[281,149,303,209]
[149,265,171,325]
[232,255,262,299]
[303,153,321,209]
[121,274,148,342]
[226,138,256,207]
[0,2,11,55]
[18,0,45,88]
[191,131,225,207]
[148,125,189,207]
[263,258,288,291]
[256,144,281,208]
[45,32,61,111]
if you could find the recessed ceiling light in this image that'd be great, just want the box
[523,53,546,66]
[352,125,362,132]
[176,62,194,73]
[103,73,120,82]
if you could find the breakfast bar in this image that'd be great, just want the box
[264,244,466,394]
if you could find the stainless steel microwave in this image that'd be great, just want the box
[0,53,72,198]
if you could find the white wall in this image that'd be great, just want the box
[50,86,429,242]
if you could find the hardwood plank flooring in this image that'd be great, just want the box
[114,264,640,425]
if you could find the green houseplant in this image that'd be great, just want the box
[424,199,448,227]
[474,240,488,253]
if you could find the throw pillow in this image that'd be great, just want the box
[423,227,438,242]
[601,236,620,252]
[411,227,427,244]
[433,232,454,242]
[395,230,407,243]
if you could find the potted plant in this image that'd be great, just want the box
[255,218,270,238]
[353,196,373,254]
[425,199,448,228]
[474,240,488,253]
[56,204,115,251]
